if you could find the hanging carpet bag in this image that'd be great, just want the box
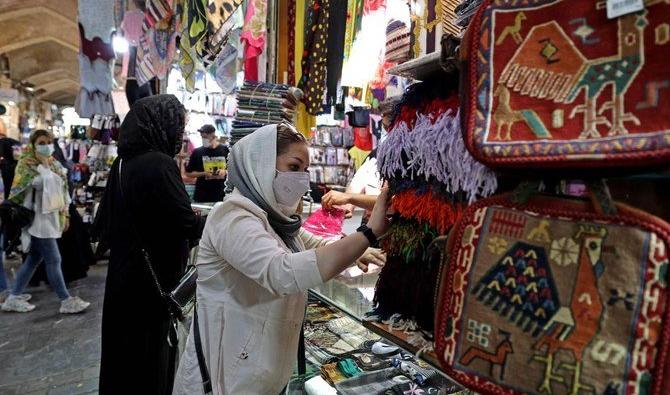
[434,182,670,395]
[459,0,670,169]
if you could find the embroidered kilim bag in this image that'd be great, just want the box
[434,184,670,395]
[460,0,670,169]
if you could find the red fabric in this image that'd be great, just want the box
[354,126,373,151]
[244,56,259,82]
[392,188,463,234]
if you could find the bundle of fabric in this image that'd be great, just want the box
[385,20,411,64]
[453,0,483,29]
[372,76,496,333]
[231,82,303,144]
[76,0,116,118]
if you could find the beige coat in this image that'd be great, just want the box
[173,190,327,395]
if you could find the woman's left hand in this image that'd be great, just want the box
[63,217,70,233]
[355,248,386,272]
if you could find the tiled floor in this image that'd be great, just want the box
[0,261,106,395]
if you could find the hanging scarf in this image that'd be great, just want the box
[10,148,70,229]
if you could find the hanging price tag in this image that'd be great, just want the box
[606,0,644,19]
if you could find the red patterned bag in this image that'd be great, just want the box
[435,185,670,395]
[460,0,670,169]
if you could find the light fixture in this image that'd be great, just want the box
[113,36,129,53]
[7,101,15,106]
[25,86,34,92]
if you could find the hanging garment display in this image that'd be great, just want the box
[326,0,347,105]
[213,28,241,94]
[241,0,268,81]
[287,0,297,85]
[343,0,364,60]
[206,0,244,35]
[121,10,145,46]
[78,0,116,42]
[78,54,114,94]
[143,0,173,31]
[435,182,670,395]
[79,24,116,61]
[460,0,670,169]
[298,0,330,115]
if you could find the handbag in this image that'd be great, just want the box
[118,159,198,345]
[347,106,371,128]
[460,0,670,170]
[434,181,670,395]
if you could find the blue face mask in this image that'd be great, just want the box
[35,144,54,157]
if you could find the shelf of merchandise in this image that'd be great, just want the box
[308,278,470,393]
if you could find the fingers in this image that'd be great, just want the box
[356,261,369,273]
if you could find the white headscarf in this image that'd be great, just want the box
[225,124,303,251]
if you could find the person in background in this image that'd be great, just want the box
[173,123,391,394]
[185,124,229,203]
[0,120,21,200]
[1,129,89,314]
[322,149,382,219]
[96,95,205,395]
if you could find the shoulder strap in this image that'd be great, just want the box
[118,159,166,298]
[193,305,212,394]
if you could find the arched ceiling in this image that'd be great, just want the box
[0,0,79,105]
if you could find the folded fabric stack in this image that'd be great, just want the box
[385,20,411,64]
[75,0,116,118]
[231,81,303,144]
[454,0,484,29]
[374,76,497,332]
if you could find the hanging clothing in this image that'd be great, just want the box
[78,54,114,94]
[79,24,115,61]
[97,95,205,395]
[75,89,115,118]
[206,0,244,34]
[343,0,364,60]
[78,0,116,42]
[294,0,306,82]
[348,146,371,170]
[241,0,268,81]
[326,0,347,106]
[298,0,330,115]
[121,10,145,46]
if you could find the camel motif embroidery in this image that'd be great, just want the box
[496,12,527,45]
[460,330,514,381]
[495,10,649,140]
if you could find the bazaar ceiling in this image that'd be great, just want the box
[0,0,79,105]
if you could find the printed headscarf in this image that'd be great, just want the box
[118,94,186,159]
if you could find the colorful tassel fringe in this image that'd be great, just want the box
[391,188,463,234]
[378,109,497,203]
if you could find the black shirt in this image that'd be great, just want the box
[186,145,229,203]
[0,137,20,169]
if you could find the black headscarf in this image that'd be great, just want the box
[118,94,186,159]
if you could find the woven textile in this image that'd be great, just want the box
[461,0,670,169]
[435,192,670,395]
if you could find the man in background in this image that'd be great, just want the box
[185,124,229,203]
[0,120,20,200]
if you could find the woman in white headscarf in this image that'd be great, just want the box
[173,123,391,394]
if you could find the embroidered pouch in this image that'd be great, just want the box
[460,0,670,169]
[435,188,670,395]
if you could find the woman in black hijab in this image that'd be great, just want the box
[97,95,205,395]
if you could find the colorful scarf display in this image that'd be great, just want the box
[298,0,330,115]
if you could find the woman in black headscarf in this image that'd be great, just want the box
[97,95,205,395]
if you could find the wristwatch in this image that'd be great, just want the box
[356,224,378,246]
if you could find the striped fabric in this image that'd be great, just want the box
[441,0,461,36]
[385,19,411,63]
[143,0,173,31]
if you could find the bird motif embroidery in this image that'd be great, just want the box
[496,9,651,140]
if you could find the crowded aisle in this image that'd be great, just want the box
[1,0,670,394]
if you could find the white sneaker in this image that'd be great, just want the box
[2,295,36,312]
[0,291,32,304]
[59,296,90,314]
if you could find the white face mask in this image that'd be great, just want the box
[273,170,310,216]
[201,138,212,148]
[36,144,54,157]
